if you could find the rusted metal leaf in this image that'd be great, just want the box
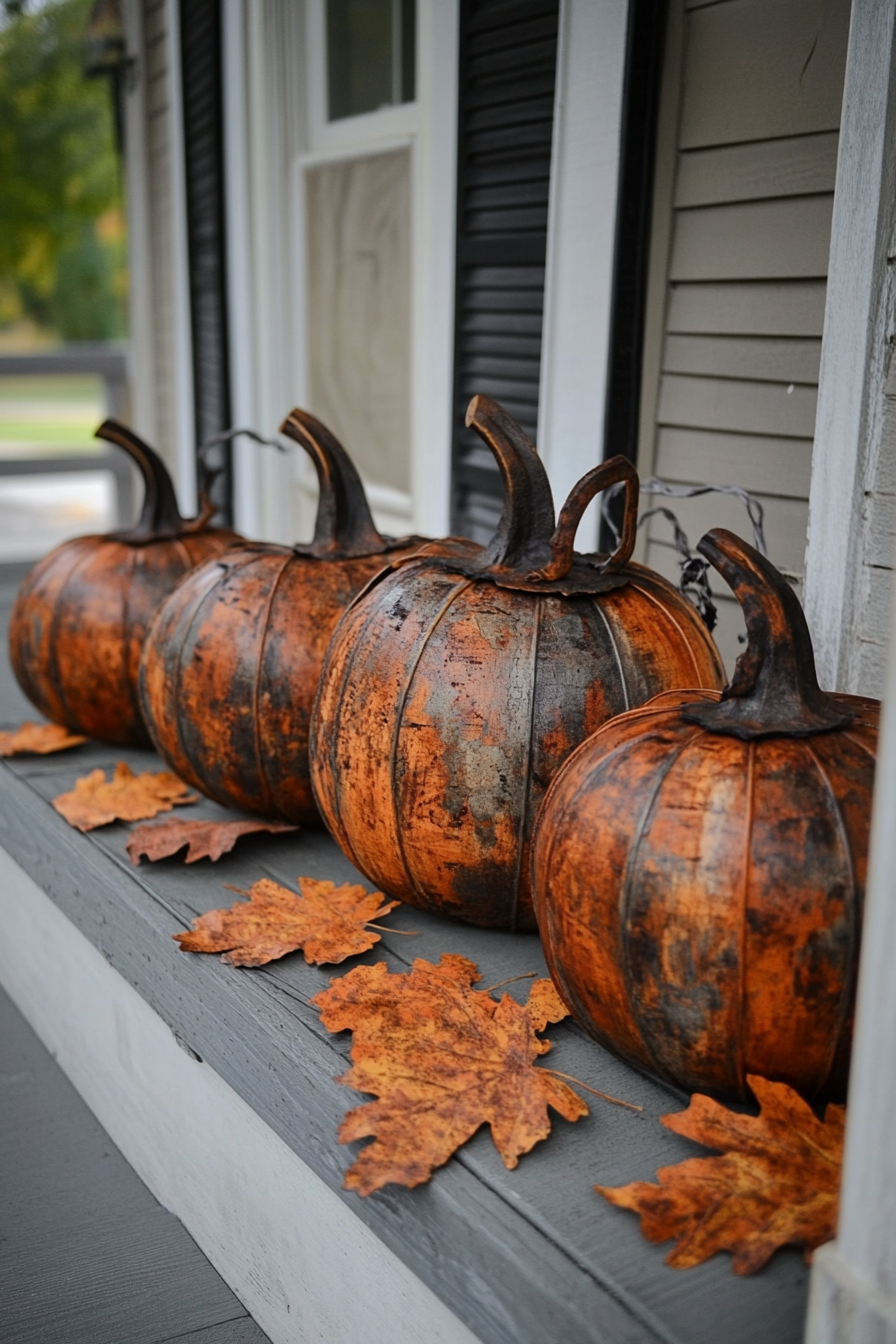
[0,721,87,756]
[126,817,298,865]
[312,955,589,1195]
[52,762,198,831]
[174,876,401,966]
[597,1075,844,1274]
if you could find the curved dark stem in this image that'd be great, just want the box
[465,395,556,574]
[534,455,638,581]
[95,419,186,540]
[681,528,852,738]
[280,408,388,557]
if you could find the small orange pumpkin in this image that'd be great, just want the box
[532,528,879,1101]
[310,395,725,931]
[138,409,466,825]
[9,421,240,746]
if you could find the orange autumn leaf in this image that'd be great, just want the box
[53,762,198,831]
[596,1075,844,1275]
[173,876,402,966]
[127,817,298,865]
[311,955,588,1195]
[0,721,88,756]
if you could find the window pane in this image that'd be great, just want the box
[327,0,416,121]
[305,151,412,492]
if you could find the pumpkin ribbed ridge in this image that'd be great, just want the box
[312,566,724,931]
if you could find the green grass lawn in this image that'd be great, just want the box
[0,374,106,459]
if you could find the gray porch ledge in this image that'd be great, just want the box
[0,732,815,1344]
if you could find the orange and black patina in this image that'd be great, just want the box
[311,395,725,932]
[532,529,878,1101]
[138,410,473,826]
[9,422,240,746]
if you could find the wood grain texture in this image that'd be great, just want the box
[674,132,838,208]
[669,196,834,282]
[803,0,896,695]
[0,593,811,1344]
[679,0,851,149]
[0,985,261,1344]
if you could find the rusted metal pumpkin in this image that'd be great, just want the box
[310,394,725,932]
[532,527,879,1102]
[9,420,240,746]
[138,408,463,825]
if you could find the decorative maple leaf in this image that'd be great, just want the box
[0,721,88,756]
[312,955,589,1195]
[53,762,198,831]
[127,817,299,865]
[173,876,402,966]
[596,1075,845,1274]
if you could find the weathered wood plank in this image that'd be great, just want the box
[666,281,827,337]
[0,593,812,1344]
[161,1322,270,1344]
[680,0,851,149]
[662,334,821,385]
[669,196,834,282]
[654,427,813,499]
[0,986,258,1344]
[674,133,838,209]
[657,372,817,438]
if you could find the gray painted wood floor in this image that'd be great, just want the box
[0,564,269,1344]
[0,982,270,1344]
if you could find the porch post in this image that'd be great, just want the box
[805,6,896,1306]
[803,0,896,694]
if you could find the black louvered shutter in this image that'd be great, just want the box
[450,0,560,542]
[180,0,232,523]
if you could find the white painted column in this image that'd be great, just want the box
[537,0,629,548]
[806,546,896,1340]
[803,0,896,692]
[805,16,896,1321]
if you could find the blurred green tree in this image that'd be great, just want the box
[0,0,127,341]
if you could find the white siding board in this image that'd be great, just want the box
[639,0,849,673]
[669,195,834,281]
[674,132,838,208]
[666,280,828,336]
[654,427,813,498]
[680,0,852,148]
[644,491,810,575]
[663,334,822,383]
[657,373,818,438]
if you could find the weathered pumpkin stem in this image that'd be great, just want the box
[280,408,387,558]
[681,528,852,738]
[95,419,187,540]
[465,395,556,574]
[535,455,639,581]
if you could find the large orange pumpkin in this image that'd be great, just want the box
[138,408,465,825]
[532,528,878,1101]
[9,420,240,746]
[310,395,725,931]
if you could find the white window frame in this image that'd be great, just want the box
[224,0,459,543]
